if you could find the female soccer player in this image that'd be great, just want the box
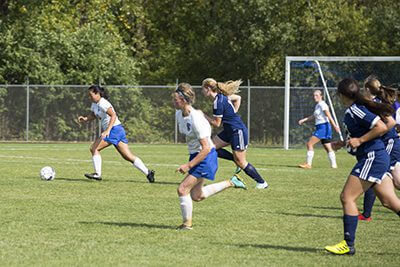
[174,82,246,230]
[298,89,340,169]
[201,78,268,189]
[324,78,400,255]
[358,77,400,221]
[77,85,155,182]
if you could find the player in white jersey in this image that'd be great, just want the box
[298,90,340,169]
[77,85,155,182]
[173,83,246,230]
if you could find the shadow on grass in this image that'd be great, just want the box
[264,163,302,168]
[308,206,393,215]
[56,177,91,182]
[229,243,320,253]
[276,212,342,219]
[79,221,176,230]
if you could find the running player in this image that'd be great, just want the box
[324,78,400,255]
[174,82,246,230]
[201,78,268,189]
[298,89,340,169]
[77,85,155,182]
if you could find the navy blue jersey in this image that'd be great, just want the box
[343,102,385,156]
[213,93,246,131]
[373,97,398,143]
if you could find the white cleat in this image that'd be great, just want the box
[255,181,269,189]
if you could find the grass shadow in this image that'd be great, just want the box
[307,206,394,215]
[228,243,320,253]
[56,177,90,182]
[79,221,176,230]
[276,212,342,219]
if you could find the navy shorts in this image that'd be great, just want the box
[188,148,218,180]
[351,149,391,184]
[385,137,400,170]
[103,124,128,146]
[217,128,248,151]
[312,122,332,141]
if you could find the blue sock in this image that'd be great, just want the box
[343,214,358,247]
[243,163,265,183]
[362,187,376,218]
[216,149,234,161]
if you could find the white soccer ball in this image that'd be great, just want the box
[40,166,56,181]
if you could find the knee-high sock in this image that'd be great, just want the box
[202,181,231,199]
[343,214,358,247]
[306,150,314,165]
[133,157,149,175]
[92,154,102,176]
[244,163,265,183]
[179,195,193,224]
[362,188,376,218]
[328,151,337,167]
[216,148,234,161]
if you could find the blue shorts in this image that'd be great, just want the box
[385,137,400,170]
[312,122,332,141]
[351,149,391,184]
[188,148,218,180]
[217,128,248,151]
[103,124,128,146]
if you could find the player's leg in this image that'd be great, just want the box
[177,174,201,229]
[85,137,110,180]
[213,133,235,162]
[322,141,337,168]
[325,175,369,255]
[373,175,400,214]
[299,136,320,169]
[359,187,375,221]
[391,164,400,190]
[115,142,155,183]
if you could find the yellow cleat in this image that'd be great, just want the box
[325,240,355,255]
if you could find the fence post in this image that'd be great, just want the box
[174,79,178,143]
[26,78,29,142]
[247,79,251,143]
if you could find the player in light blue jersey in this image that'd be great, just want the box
[77,85,155,182]
[173,83,246,230]
[324,78,400,255]
[358,77,400,221]
[298,90,340,169]
[201,78,268,189]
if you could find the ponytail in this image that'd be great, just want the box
[364,76,396,104]
[88,85,109,100]
[202,78,242,96]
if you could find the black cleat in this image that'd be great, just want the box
[84,173,102,181]
[146,170,155,183]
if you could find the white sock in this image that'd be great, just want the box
[179,195,193,223]
[92,154,102,176]
[201,181,231,199]
[306,150,314,165]
[328,151,337,167]
[133,157,149,175]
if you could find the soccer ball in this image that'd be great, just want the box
[40,166,56,181]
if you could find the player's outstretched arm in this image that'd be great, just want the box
[229,94,242,112]
[77,112,96,124]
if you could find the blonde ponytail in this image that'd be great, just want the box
[202,78,242,96]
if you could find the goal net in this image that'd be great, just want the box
[284,56,400,149]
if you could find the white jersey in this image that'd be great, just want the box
[90,98,121,131]
[314,100,329,125]
[176,107,215,154]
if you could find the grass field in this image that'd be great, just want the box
[0,143,399,266]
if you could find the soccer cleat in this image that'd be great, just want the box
[255,181,269,189]
[146,170,155,183]
[176,224,193,230]
[84,173,102,181]
[299,163,312,169]
[325,240,355,255]
[230,175,247,190]
[358,213,372,221]
[234,166,242,175]
[331,164,338,169]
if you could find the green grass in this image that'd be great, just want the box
[0,143,399,266]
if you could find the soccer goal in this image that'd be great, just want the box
[284,56,400,150]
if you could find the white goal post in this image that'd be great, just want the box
[284,56,400,150]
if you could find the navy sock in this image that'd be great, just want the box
[216,148,234,161]
[397,211,400,217]
[243,163,265,183]
[343,214,358,247]
[362,187,376,218]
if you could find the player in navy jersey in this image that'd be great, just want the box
[298,90,340,169]
[77,85,155,182]
[324,78,400,255]
[173,83,246,230]
[201,78,269,189]
[358,77,400,221]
